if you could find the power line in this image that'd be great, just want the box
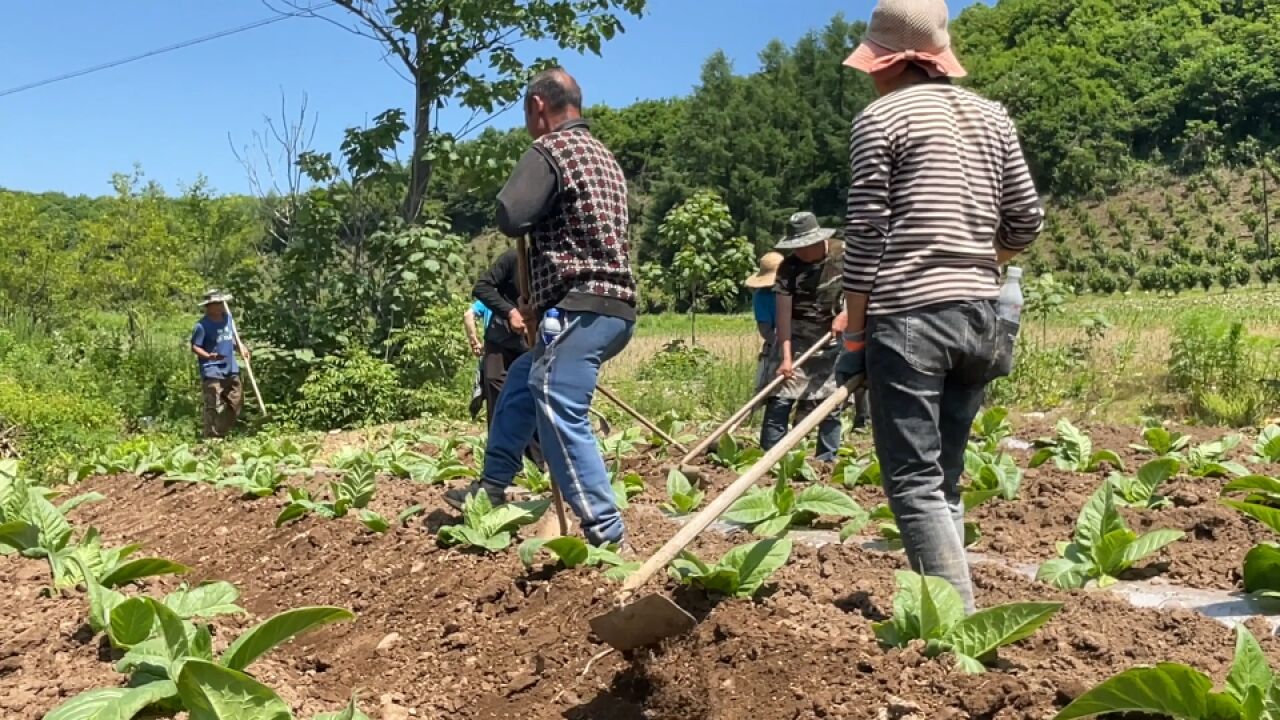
[0,3,335,100]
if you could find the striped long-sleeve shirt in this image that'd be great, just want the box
[843,82,1044,316]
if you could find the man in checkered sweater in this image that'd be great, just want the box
[446,68,637,547]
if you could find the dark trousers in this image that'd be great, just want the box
[481,342,544,467]
[867,299,1005,613]
[760,398,843,461]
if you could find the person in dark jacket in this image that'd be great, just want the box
[445,68,636,547]
[472,248,531,424]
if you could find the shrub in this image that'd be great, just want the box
[0,377,121,476]
[1168,312,1278,426]
[295,345,401,430]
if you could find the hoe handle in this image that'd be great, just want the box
[517,236,569,536]
[597,385,688,454]
[677,336,832,467]
[619,375,864,595]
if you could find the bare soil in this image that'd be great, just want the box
[4,417,1278,719]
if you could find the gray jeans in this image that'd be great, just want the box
[867,299,1011,613]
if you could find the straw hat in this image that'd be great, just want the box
[844,0,967,79]
[774,212,836,251]
[746,252,784,289]
[199,289,233,307]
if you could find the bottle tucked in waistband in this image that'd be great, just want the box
[540,308,564,346]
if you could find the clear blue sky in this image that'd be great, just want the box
[0,1,979,197]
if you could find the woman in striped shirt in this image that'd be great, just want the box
[834,0,1044,613]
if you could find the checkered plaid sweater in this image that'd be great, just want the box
[529,128,636,320]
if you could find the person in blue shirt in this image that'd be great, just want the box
[745,252,782,395]
[464,299,494,420]
[190,290,250,438]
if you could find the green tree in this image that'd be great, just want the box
[300,0,647,222]
[658,191,755,343]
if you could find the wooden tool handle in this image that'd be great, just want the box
[619,375,864,595]
[678,335,832,467]
[597,385,688,454]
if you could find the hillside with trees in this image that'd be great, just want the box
[1,0,1279,470]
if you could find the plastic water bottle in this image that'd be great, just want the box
[996,267,1024,326]
[540,308,564,346]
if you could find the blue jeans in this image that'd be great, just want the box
[868,299,1007,614]
[480,311,634,545]
[760,398,843,461]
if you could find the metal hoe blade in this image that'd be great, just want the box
[590,595,697,652]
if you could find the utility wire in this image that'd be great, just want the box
[0,3,335,100]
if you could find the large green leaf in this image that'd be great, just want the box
[751,513,794,537]
[1134,458,1181,500]
[529,536,589,568]
[1037,558,1089,590]
[108,597,156,648]
[0,519,39,551]
[58,492,108,515]
[1244,543,1280,594]
[1093,528,1138,575]
[1054,663,1218,719]
[962,489,1002,513]
[22,490,73,551]
[115,637,170,675]
[942,602,1063,666]
[147,598,191,664]
[164,582,244,619]
[1225,500,1280,536]
[793,485,862,518]
[917,573,953,642]
[100,558,190,588]
[1074,483,1124,550]
[177,659,293,720]
[43,681,178,720]
[220,606,354,671]
[1228,626,1274,704]
[1225,476,1280,504]
[724,490,779,525]
[719,537,792,598]
[1118,529,1184,569]
[877,571,966,647]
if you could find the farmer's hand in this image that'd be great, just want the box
[508,307,528,334]
[207,352,225,361]
[777,357,795,379]
[240,347,251,361]
[832,311,849,335]
[835,331,866,384]
[469,338,484,357]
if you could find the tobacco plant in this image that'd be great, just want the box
[436,492,550,552]
[216,456,288,498]
[1253,425,1280,464]
[647,414,698,451]
[970,406,1014,453]
[515,457,552,495]
[669,537,792,598]
[275,463,378,526]
[724,476,866,536]
[663,468,705,515]
[72,440,171,482]
[1055,626,1276,719]
[1030,419,1124,473]
[710,433,765,472]
[609,460,646,510]
[518,536,638,580]
[46,586,353,720]
[1220,478,1280,596]
[1037,482,1184,589]
[963,448,1022,502]
[833,447,881,488]
[1130,421,1191,457]
[599,427,646,458]
[874,571,1061,674]
[773,449,818,483]
[1184,434,1249,478]
[1108,457,1182,509]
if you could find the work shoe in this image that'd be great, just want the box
[443,480,506,512]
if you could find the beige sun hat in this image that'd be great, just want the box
[745,252,784,289]
[844,0,967,78]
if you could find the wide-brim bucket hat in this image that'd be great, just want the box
[844,0,967,79]
[199,289,233,307]
[775,212,836,251]
[745,252,785,289]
